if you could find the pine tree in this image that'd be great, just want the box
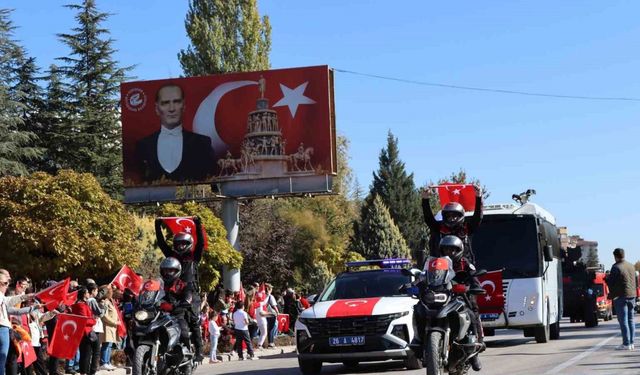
[350,195,410,260]
[370,130,424,250]
[178,0,271,76]
[56,0,132,196]
[0,9,42,176]
[39,64,69,173]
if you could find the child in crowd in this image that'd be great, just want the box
[208,311,221,364]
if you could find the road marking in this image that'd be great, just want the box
[543,333,618,375]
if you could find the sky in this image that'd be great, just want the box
[5,1,639,266]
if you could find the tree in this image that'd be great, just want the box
[56,0,132,196]
[179,0,271,76]
[39,65,69,174]
[0,9,42,176]
[351,195,411,260]
[585,247,600,268]
[157,201,242,290]
[370,131,424,250]
[0,170,144,282]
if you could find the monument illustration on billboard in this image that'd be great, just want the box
[120,66,336,203]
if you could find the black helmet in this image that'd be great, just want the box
[160,257,182,283]
[442,202,465,228]
[439,235,464,262]
[173,232,193,255]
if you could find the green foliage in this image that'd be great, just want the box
[55,0,132,197]
[0,170,143,282]
[370,131,424,250]
[133,214,164,279]
[0,9,42,176]
[179,0,271,76]
[351,195,411,260]
[157,201,241,291]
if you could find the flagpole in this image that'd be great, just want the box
[222,199,241,292]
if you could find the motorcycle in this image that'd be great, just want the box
[130,280,196,375]
[403,256,486,375]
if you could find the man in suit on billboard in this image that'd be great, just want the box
[135,83,214,183]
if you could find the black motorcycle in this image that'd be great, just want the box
[130,280,196,375]
[403,257,486,375]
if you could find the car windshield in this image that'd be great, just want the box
[318,270,411,302]
[473,215,541,279]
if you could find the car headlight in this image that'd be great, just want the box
[135,310,151,322]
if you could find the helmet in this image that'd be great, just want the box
[160,257,182,283]
[173,232,193,255]
[439,235,464,262]
[442,202,465,228]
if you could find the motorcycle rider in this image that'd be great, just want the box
[439,235,485,372]
[159,257,204,362]
[421,185,483,261]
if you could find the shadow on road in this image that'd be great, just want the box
[212,360,409,375]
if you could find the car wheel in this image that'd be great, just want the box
[298,359,322,375]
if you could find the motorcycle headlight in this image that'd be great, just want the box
[135,310,151,322]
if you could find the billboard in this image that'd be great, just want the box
[121,65,336,202]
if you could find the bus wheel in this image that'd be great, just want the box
[550,321,560,340]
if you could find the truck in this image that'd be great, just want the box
[562,249,612,327]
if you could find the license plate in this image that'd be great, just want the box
[481,313,500,320]
[329,336,365,346]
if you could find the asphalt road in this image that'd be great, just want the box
[203,318,640,375]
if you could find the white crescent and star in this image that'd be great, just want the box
[175,218,194,233]
[192,80,316,159]
[273,82,316,118]
[119,274,132,288]
[344,300,368,308]
[61,320,78,341]
[480,280,496,301]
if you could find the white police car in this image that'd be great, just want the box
[295,259,422,374]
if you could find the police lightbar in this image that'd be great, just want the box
[345,258,411,271]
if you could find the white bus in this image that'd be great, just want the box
[472,202,563,343]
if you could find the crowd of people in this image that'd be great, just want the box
[0,270,127,375]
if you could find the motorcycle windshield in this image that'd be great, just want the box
[138,289,164,308]
[423,256,454,287]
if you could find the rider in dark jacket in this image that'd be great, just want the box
[159,257,204,362]
[422,185,483,261]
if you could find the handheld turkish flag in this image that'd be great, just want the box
[277,314,290,333]
[436,183,477,212]
[256,283,266,303]
[238,282,246,303]
[477,270,504,314]
[36,278,70,311]
[112,265,143,295]
[47,314,87,360]
[19,341,37,367]
[160,217,208,249]
[115,304,127,339]
[65,290,78,306]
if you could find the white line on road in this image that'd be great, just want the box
[543,333,619,375]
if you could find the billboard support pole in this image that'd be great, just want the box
[222,198,241,292]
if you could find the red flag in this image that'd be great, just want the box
[47,314,87,360]
[477,270,504,314]
[19,341,37,367]
[256,283,266,303]
[277,314,290,333]
[36,278,70,311]
[115,304,127,339]
[238,282,246,303]
[112,265,143,295]
[436,183,477,212]
[65,290,78,306]
[160,216,208,249]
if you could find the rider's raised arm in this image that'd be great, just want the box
[193,216,205,262]
[421,195,439,231]
[155,218,174,257]
[468,195,483,234]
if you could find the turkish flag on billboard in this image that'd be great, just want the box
[277,314,290,333]
[36,278,70,311]
[112,265,143,295]
[477,270,504,314]
[437,183,476,212]
[160,216,207,249]
[121,65,336,188]
[47,314,87,360]
[18,341,37,367]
